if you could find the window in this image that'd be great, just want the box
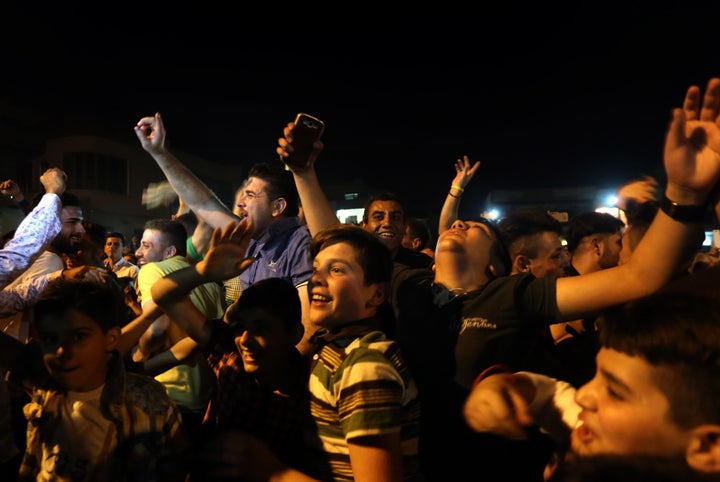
[63,152,127,194]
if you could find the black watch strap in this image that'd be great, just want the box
[659,195,707,223]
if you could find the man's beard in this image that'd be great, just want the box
[51,236,80,255]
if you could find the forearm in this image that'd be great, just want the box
[119,304,163,355]
[517,371,577,443]
[151,266,213,344]
[142,337,200,376]
[0,269,62,317]
[626,199,704,291]
[438,191,461,234]
[149,147,236,229]
[292,169,339,237]
[0,194,62,287]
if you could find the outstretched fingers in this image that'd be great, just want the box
[700,78,720,123]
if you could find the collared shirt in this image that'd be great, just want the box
[308,322,421,481]
[8,347,189,482]
[0,193,62,290]
[240,217,312,290]
[105,257,139,291]
[0,250,64,341]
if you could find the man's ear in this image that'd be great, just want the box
[164,245,177,260]
[686,424,720,473]
[272,198,287,217]
[513,255,530,273]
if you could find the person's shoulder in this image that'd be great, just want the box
[124,372,177,410]
[394,246,434,269]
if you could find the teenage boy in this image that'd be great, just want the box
[0,278,189,482]
[192,224,422,482]
[463,290,720,478]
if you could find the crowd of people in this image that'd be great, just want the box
[0,77,719,481]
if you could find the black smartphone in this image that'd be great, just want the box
[282,113,325,168]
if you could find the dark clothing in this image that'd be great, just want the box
[394,245,434,269]
[391,269,562,482]
[198,319,329,480]
[546,264,599,388]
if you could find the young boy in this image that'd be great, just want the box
[194,224,422,481]
[150,221,331,481]
[463,288,720,478]
[0,278,189,482]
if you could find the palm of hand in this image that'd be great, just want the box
[666,119,720,192]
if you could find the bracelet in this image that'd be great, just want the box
[659,194,707,223]
[451,185,464,193]
[448,191,461,199]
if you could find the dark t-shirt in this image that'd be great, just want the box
[391,270,560,482]
[394,245,434,270]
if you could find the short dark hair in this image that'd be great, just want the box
[228,278,301,330]
[362,192,406,224]
[106,231,126,246]
[468,216,511,278]
[405,217,432,250]
[34,278,125,331]
[60,192,81,208]
[143,218,187,256]
[598,293,720,428]
[310,224,393,285]
[498,209,564,259]
[247,162,300,217]
[82,221,108,249]
[564,211,625,253]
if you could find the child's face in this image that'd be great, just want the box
[308,241,383,328]
[35,308,119,392]
[570,347,688,457]
[228,305,297,377]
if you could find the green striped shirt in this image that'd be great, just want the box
[309,330,421,481]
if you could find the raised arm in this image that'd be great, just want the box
[277,120,340,237]
[463,371,578,444]
[151,220,255,345]
[134,112,237,229]
[438,156,481,234]
[556,78,720,319]
[0,168,66,288]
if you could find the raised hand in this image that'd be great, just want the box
[663,78,720,204]
[463,373,536,440]
[195,220,255,281]
[39,167,67,196]
[134,112,166,155]
[276,120,325,172]
[141,181,178,209]
[451,155,481,191]
[616,175,658,211]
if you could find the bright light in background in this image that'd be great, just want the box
[595,206,621,218]
[484,208,500,220]
[337,208,364,224]
[605,193,618,206]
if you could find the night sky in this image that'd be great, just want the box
[3,5,719,217]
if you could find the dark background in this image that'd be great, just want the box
[2,4,719,217]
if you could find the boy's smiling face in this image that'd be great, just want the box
[308,241,385,329]
[36,308,119,392]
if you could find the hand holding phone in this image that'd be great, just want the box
[281,113,325,169]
